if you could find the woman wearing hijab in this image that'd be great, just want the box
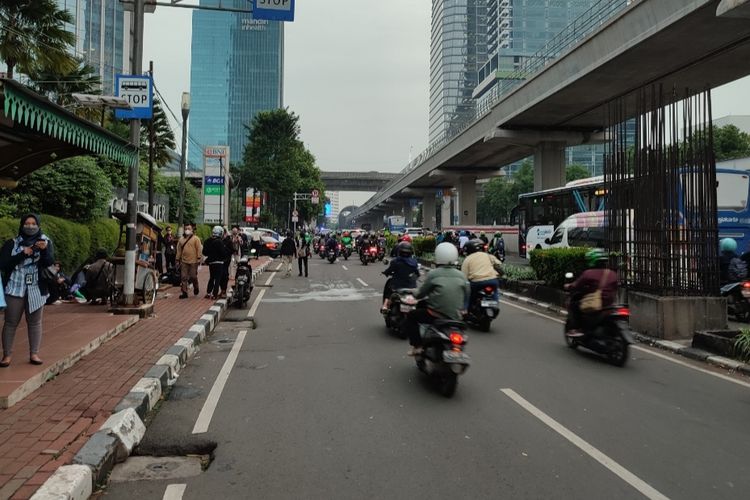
[0,214,54,366]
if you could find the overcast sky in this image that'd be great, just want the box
[143,0,750,207]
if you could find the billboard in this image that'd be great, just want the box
[245,188,262,224]
[203,146,230,224]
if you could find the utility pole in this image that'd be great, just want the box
[123,0,145,305]
[177,92,190,234]
[148,60,155,218]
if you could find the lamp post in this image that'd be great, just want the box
[177,92,191,235]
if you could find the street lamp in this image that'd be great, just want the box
[177,92,190,235]
[71,94,132,127]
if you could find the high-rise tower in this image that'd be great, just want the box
[189,0,284,166]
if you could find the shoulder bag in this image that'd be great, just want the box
[579,269,610,313]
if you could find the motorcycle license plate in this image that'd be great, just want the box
[400,304,415,313]
[742,290,750,298]
[481,300,498,308]
[443,351,471,364]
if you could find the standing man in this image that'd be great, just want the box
[161,226,177,274]
[297,230,312,277]
[280,231,297,278]
[176,223,203,299]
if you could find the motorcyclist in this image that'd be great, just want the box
[720,237,747,284]
[461,239,502,309]
[380,242,419,313]
[391,233,412,257]
[489,232,505,260]
[341,231,353,248]
[479,232,489,245]
[402,242,469,356]
[564,248,618,338]
[325,233,338,256]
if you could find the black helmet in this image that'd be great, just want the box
[464,239,484,255]
[397,242,414,257]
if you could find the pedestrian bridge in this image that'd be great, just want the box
[354,0,750,227]
[320,171,399,192]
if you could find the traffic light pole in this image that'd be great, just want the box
[123,0,145,305]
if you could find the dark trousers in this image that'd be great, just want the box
[298,257,308,277]
[207,262,224,297]
[467,278,500,309]
[221,260,231,292]
[402,308,437,347]
[165,253,176,272]
[382,278,392,301]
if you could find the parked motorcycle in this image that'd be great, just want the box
[414,318,471,397]
[465,283,499,332]
[564,271,632,366]
[721,281,750,321]
[232,257,253,308]
[360,245,378,266]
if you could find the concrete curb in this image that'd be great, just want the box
[34,260,278,498]
[500,290,750,376]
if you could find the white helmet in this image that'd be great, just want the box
[212,225,223,237]
[434,242,458,266]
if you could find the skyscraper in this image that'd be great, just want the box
[429,0,488,145]
[189,0,284,167]
[55,0,129,94]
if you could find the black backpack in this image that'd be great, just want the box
[729,257,748,282]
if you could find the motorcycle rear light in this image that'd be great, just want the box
[484,286,494,293]
[449,332,464,345]
[616,307,630,317]
[743,282,750,289]
[265,243,275,249]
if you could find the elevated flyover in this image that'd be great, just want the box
[354,0,750,226]
[320,171,399,192]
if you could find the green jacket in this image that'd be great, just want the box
[415,266,469,320]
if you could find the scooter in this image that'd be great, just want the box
[564,272,632,366]
[382,289,416,338]
[231,256,253,308]
[342,244,352,261]
[318,243,326,259]
[465,283,499,332]
[327,247,337,264]
[414,317,471,397]
[721,281,750,321]
[360,245,378,266]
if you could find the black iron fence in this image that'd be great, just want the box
[605,86,719,296]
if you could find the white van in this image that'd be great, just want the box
[544,211,607,249]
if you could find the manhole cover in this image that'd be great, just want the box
[109,456,204,482]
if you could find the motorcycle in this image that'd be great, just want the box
[492,247,506,263]
[465,283,499,332]
[360,245,378,266]
[382,289,416,337]
[327,247,337,264]
[342,244,352,261]
[721,281,750,321]
[231,257,253,308]
[414,318,471,397]
[377,244,386,261]
[564,272,632,366]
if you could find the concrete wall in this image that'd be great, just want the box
[629,291,727,340]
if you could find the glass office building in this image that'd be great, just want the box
[55,0,128,95]
[189,0,284,166]
[429,0,488,145]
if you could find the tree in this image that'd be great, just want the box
[566,164,590,182]
[161,177,200,223]
[476,160,534,224]
[714,124,750,161]
[241,108,324,226]
[142,98,176,168]
[13,156,112,222]
[31,59,101,109]
[0,0,76,79]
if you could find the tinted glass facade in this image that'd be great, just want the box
[56,0,127,94]
[429,0,488,145]
[190,0,284,166]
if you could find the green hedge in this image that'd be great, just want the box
[529,247,589,288]
[412,236,436,257]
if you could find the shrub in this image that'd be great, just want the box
[503,265,537,281]
[412,236,436,256]
[529,247,589,288]
[195,224,213,242]
[41,214,91,273]
[734,329,750,362]
[89,218,121,256]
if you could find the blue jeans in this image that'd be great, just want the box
[467,279,500,309]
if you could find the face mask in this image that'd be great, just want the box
[184,230,193,236]
[22,225,38,236]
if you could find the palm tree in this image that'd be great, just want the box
[31,59,102,108]
[141,98,176,167]
[0,0,76,79]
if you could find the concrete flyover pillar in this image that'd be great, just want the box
[441,194,452,230]
[533,141,566,191]
[422,195,436,230]
[402,200,413,226]
[458,176,477,226]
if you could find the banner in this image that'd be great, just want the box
[203,146,229,224]
[245,188,262,224]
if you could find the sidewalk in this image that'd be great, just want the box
[0,258,271,499]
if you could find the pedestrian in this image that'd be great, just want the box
[161,225,177,273]
[0,214,54,366]
[296,230,311,277]
[219,228,234,298]
[176,223,203,299]
[202,226,226,300]
[280,231,297,277]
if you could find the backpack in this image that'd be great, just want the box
[728,257,748,282]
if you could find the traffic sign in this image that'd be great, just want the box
[292,216,299,222]
[312,189,319,197]
[114,74,153,120]
[292,210,299,217]
[252,0,295,22]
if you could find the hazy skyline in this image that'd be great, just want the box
[143,1,750,207]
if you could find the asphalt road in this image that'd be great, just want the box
[104,256,750,500]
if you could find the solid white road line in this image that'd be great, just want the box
[247,289,266,319]
[501,389,669,500]
[357,278,369,287]
[342,265,349,271]
[499,299,750,390]
[192,330,248,434]
[163,483,187,500]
